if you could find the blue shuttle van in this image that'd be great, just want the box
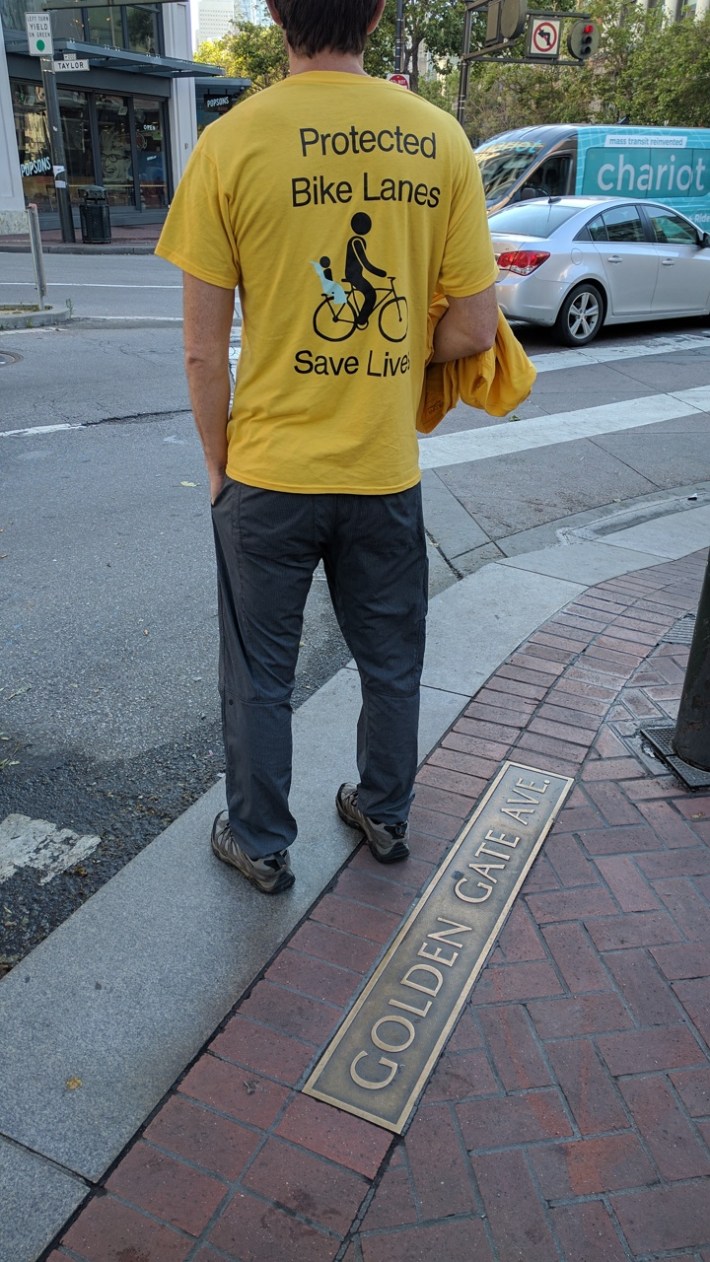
[475,125,710,229]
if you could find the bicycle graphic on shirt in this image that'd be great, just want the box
[311,212,408,344]
[313,276,408,342]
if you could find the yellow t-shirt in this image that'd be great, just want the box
[156,72,497,494]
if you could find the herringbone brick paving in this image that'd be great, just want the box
[45,550,710,1262]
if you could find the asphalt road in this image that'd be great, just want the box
[1,258,710,973]
[0,251,183,322]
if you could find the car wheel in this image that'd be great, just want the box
[555,283,604,346]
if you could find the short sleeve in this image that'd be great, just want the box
[155,138,240,290]
[438,128,497,299]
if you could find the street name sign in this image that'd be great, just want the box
[26,12,53,56]
[304,760,574,1132]
[52,57,89,70]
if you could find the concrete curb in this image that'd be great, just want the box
[70,315,184,329]
[0,243,158,256]
[0,308,71,331]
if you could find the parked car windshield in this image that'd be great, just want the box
[475,141,544,201]
[488,202,584,237]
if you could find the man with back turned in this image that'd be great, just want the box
[156,0,498,894]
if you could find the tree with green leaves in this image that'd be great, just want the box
[195,0,710,134]
[366,0,465,92]
[196,3,468,100]
[194,21,288,92]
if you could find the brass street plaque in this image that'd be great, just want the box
[304,761,573,1133]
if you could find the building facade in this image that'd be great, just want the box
[196,0,234,43]
[195,0,258,48]
[0,0,245,230]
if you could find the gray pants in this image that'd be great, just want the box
[211,479,428,860]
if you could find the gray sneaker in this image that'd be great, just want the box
[211,812,294,894]
[336,783,409,864]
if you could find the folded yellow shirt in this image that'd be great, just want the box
[417,300,537,434]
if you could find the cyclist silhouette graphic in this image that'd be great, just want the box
[345,212,387,328]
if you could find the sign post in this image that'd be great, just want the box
[673,553,710,772]
[394,0,404,73]
[26,10,75,243]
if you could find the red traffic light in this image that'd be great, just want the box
[567,17,601,58]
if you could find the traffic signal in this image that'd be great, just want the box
[568,18,601,59]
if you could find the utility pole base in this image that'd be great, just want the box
[640,723,710,790]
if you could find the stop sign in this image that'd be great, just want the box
[387,72,410,88]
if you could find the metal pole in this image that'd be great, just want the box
[672,551,710,770]
[457,6,474,124]
[40,55,75,243]
[27,203,48,308]
[394,0,404,73]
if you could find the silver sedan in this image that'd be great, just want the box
[489,195,710,346]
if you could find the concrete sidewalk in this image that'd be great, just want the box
[1,501,709,1262]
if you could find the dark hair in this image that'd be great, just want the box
[272,0,380,56]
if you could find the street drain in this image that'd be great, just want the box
[0,352,22,368]
[661,614,696,645]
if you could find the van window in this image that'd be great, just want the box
[475,141,544,202]
[522,154,573,199]
[488,201,583,237]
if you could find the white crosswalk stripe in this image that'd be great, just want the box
[419,385,710,470]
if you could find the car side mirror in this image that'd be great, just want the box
[703,232,710,249]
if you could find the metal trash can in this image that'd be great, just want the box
[79,185,111,245]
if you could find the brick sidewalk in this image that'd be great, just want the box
[46,550,710,1262]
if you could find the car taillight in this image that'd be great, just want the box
[497,250,550,275]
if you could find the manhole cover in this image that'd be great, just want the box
[0,351,22,367]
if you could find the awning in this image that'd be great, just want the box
[5,32,226,78]
[195,75,251,102]
[60,40,225,76]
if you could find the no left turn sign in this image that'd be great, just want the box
[528,17,561,56]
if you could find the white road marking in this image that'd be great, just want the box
[533,330,710,372]
[0,814,101,885]
[1,423,82,437]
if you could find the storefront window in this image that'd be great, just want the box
[58,89,95,203]
[97,94,135,206]
[134,97,167,207]
[12,82,53,213]
[126,6,160,54]
[12,83,97,212]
